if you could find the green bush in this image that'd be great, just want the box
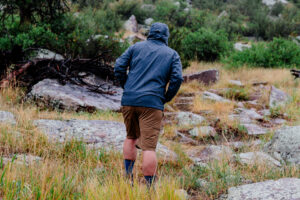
[182,28,232,61]
[227,38,300,68]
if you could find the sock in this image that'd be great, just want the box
[144,176,156,187]
[124,159,135,176]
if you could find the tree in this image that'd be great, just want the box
[0,0,69,25]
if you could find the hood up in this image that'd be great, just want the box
[147,22,169,45]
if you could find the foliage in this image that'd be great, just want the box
[182,28,232,61]
[227,38,300,68]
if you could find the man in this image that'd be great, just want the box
[114,22,183,187]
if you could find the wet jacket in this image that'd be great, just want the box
[114,22,183,111]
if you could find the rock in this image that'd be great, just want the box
[187,145,233,164]
[189,126,216,137]
[27,79,122,112]
[259,109,271,116]
[269,86,289,108]
[183,69,219,85]
[175,189,189,200]
[262,0,288,7]
[235,108,263,121]
[176,112,205,126]
[176,131,198,145]
[227,178,300,200]
[0,111,16,125]
[228,80,244,87]
[264,126,300,165]
[240,123,268,135]
[270,118,286,125]
[234,42,251,51]
[229,114,252,124]
[174,96,194,111]
[229,140,262,150]
[1,154,42,166]
[141,4,156,11]
[34,119,176,160]
[202,91,231,103]
[236,152,281,167]
[218,10,228,18]
[236,102,244,108]
[29,48,64,61]
[144,18,154,26]
[124,15,138,33]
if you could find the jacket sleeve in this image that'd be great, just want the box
[114,46,133,88]
[164,52,184,103]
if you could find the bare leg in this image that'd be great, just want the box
[123,138,137,160]
[142,151,157,176]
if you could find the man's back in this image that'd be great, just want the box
[114,23,183,110]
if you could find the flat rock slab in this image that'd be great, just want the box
[187,145,233,164]
[0,111,16,125]
[202,91,231,103]
[33,119,176,160]
[183,69,219,85]
[236,152,281,167]
[264,126,300,165]
[241,123,268,135]
[27,79,122,112]
[227,178,300,200]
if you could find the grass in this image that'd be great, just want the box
[0,62,299,199]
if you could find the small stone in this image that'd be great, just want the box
[202,91,231,103]
[229,80,244,87]
[29,48,64,61]
[0,111,16,125]
[189,126,216,137]
[240,124,268,135]
[176,112,205,126]
[236,152,281,167]
[144,18,154,25]
[175,189,188,200]
[235,108,263,121]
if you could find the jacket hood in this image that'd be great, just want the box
[147,22,169,45]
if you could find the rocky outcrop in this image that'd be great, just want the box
[269,86,289,108]
[0,111,16,125]
[124,15,138,33]
[33,119,176,160]
[264,126,300,165]
[236,152,281,167]
[27,79,122,112]
[227,178,300,200]
[183,69,219,85]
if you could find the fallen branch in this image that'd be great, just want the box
[291,69,300,79]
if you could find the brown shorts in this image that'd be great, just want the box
[122,106,163,151]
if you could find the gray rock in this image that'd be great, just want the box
[218,10,228,18]
[236,152,281,167]
[183,69,219,85]
[264,126,300,165]
[27,79,122,112]
[0,111,16,125]
[228,80,244,87]
[241,123,268,135]
[176,112,205,126]
[229,140,262,150]
[227,178,300,200]
[123,15,138,33]
[141,4,156,11]
[202,91,231,103]
[176,131,198,145]
[259,109,271,116]
[262,0,288,7]
[270,118,286,125]
[269,86,289,108]
[29,48,64,61]
[187,145,233,164]
[144,18,154,25]
[33,119,176,160]
[189,126,216,137]
[235,108,264,121]
[234,42,251,51]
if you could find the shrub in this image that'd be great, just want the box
[182,28,232,61]
[227,38,300,68]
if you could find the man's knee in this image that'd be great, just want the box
[142,150,157,176]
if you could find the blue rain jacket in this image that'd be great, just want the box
[114,22,183,111]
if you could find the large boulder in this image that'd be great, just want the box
[227,178,300,200]
[183,69,219,85]
[264,126,300,165]
[0,111,16,125]
[27,79,122,112]
[33,119,176,161]
[124,15,138,33]
[269,86,289,108]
